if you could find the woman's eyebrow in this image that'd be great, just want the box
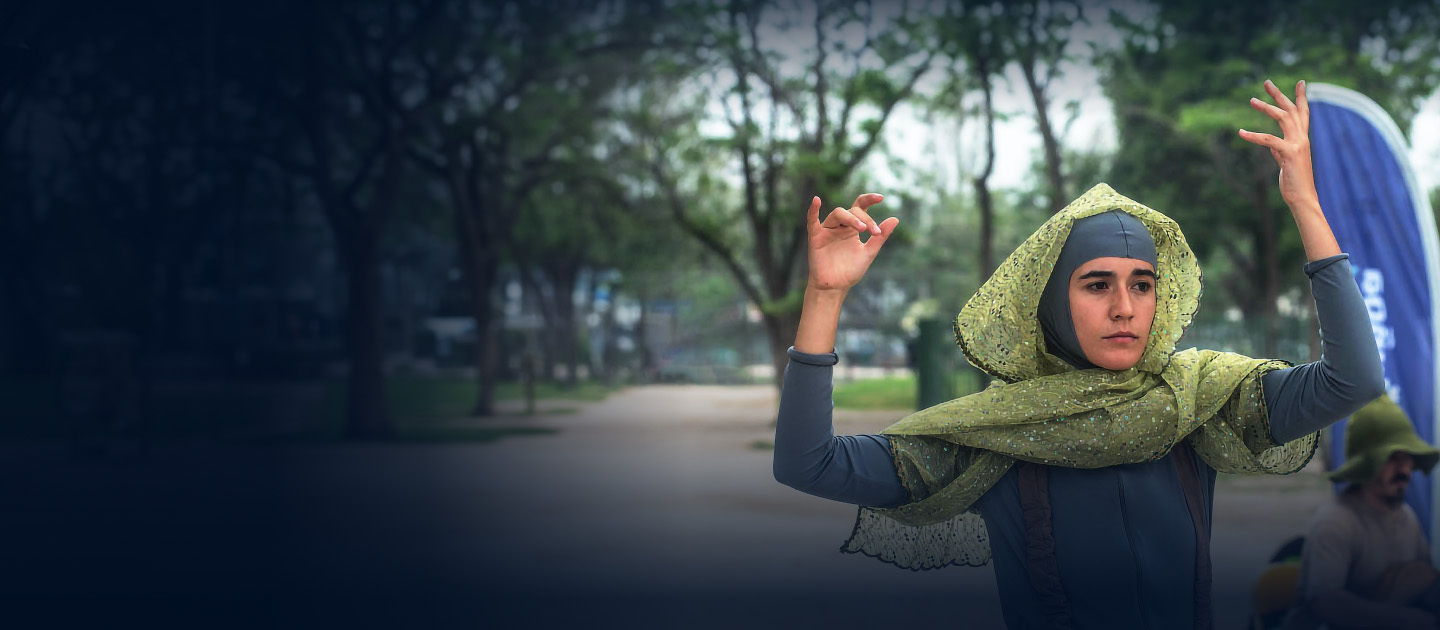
[1132,269,1157,278]
[1076,270,1114,280]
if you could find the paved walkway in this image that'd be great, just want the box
[0,384,1333,628]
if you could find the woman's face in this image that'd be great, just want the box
[1067,257,1157,370]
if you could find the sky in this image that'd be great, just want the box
[913,70,1440,193]
[711,0,1440,206]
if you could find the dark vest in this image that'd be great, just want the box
[976,442,1215,629]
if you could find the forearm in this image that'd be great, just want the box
[1308,589,1435,629]
[772,348,908,508]
[794,286,847,354]
[1288,198,1342,262]
[1264,254,1386,443]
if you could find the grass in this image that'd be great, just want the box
[493,380,619,402]
[246,425,560,445]
[832,371,986,411]
[1,374,616,444]
[832,376,917,410]
[324,376,620,423]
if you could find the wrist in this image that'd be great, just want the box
[1286,196,1323,217]
[805,284,849,303]
[795,285,846,354]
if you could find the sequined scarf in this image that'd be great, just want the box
[841,183,1318,570]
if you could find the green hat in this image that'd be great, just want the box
[1329,395,1440,483]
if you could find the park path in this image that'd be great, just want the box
[0,384,1331,628]
[468,384,1332,629]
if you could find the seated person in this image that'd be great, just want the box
[1287,396,1440,629]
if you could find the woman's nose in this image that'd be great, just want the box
[1111,290,1134,319]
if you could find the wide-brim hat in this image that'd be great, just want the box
[1329,396,1440,483]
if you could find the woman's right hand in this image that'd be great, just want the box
[806,193,900,293]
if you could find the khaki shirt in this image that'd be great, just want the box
[1287,489,1430,628]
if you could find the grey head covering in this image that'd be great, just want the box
[1038,209,1159,370]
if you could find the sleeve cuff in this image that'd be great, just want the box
[788,346,839,366]
[1303,253,1350,278]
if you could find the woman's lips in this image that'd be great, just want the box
[1103,334,1139,343]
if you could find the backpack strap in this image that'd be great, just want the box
[1171,443,1213,630]
[1018,462,1077,630]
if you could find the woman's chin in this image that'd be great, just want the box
[1090,352,1142,371]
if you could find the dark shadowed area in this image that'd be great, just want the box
[2,0,1434,627]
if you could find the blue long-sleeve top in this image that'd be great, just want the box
[773,254,1384,629]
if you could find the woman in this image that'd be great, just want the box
[773,80,1385,629]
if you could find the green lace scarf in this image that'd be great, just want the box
[841,183,1318,570]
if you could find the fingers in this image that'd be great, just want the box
[852,192,884,212]
[1263,79,1296,113]
[850,193,884,235]
[1237,128,1281,149]
[1248,97,1287,123]
[1249,79,1308,140]
[821,206,868,232]
[806,196,821,235]
[864,216,901,252]
[808,193,888,236]
[1296,79,1309,128]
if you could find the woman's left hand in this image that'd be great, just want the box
[1239,79,1320,211]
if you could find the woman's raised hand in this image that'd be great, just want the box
[1239,79,1341,261]
[805,193,900,293]
[1238,79,1320,211]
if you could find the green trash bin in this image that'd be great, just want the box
[915,318,954,409]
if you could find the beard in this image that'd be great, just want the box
[1384,475,1411,507]
[1384,490,1407,508]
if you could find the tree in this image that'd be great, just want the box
[407,0,677,415]
[930,1,1008,278]
[1,3,277,383]
[640,0,936,387]
[1002,0,1084,215]
[231,0,466,437]
[1096,0,1440,355]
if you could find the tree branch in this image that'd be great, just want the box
[648,140,765,308]
[843,50,937,174]
[811,4,829,151]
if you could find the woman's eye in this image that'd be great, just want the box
[1133,281,1153,293]
[1086,281,1108,291]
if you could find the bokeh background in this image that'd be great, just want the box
[2,0,1437,627]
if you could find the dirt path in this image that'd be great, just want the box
[474,384,1332,629]
[0,384,1330,628]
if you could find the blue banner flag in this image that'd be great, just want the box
[1308,83,1440,542]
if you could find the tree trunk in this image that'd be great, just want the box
[762,310,801,390]
[975,63,998,279]
[550,260,581,389]
[600,286,620,385]
[635,293,655,382]
[561,261,584,388]
[518,268,557,380]
[1020,59,1065,214]
[475,301,499,417]
[1256,185,1282,358]
[464,249,499,417]
[977,181,996,280]
[1262,228,1282,359]
[342,230,391,438]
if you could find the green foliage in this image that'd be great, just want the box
[833,376,916,410]
[832,371,984,410]
[759,288,805,317]
[853,69,901,106]
[1096,0,1440,327]
[625,0,940,368]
